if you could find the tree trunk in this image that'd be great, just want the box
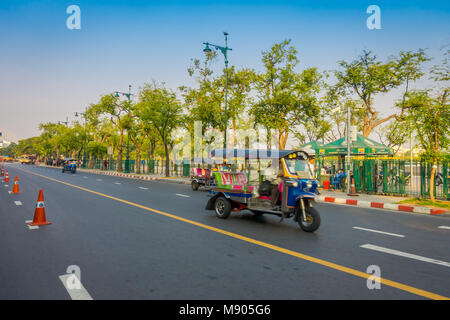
[232,118,237,146]
[135,149,141,174]
[430,110,439,203]
[278,130,288,150]
[117,129,123,172]
[164,143,170,177]
[266,127,271,150]
[429,159,437,203]
[88,154,97,169]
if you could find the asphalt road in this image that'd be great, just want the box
[1,163,449,299]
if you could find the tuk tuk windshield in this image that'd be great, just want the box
[284,159,313,179]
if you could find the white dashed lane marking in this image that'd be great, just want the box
[176,193,190,198]
[114,182,121,185]
[353,226,405,238]
[139,187,148,190]
[438,226,450,230]
[361,244,450,268]
[59,274,93,300]
[14,201,22,206]
[25,220,39,230]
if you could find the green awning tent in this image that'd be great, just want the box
[300,140,324,151]
[316,134,394,156]
[298,140,324,157]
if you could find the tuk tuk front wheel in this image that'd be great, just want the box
[62,168,65,173]
[298,207,321,232]
[192,180,199,191]
[215,196,231,219]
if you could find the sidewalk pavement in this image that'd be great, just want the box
[39,164,448,216]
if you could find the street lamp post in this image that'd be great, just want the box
[75,108,87,169]
[346,103,351,195]
[58,117,69,126]
[203,32,232,155]
[345,61,363,195]
[115,85,133,173]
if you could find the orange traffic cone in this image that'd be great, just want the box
[351,177,356,194]
[347,177,358,196]
[11,175,20,194]
[27,189,51,226]
[3,170,9,183]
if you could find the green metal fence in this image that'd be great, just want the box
[327,158,448,200]
[84,158,191,177]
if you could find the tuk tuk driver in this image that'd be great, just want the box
[264,161,284,208]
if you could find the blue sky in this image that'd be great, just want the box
[0,0,449,142]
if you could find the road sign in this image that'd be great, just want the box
[107,146,113,155]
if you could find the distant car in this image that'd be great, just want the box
[19,155,32,164]
[62,158,77,174]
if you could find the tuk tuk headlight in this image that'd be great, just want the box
[306,181,313,189]
[286,180,298,188]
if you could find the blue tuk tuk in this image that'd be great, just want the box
[205,149,321,232]
[62,158,77,174]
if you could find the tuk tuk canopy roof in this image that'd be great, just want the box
[210,149,313,159]
[316,134,394,156]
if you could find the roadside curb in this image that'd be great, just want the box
[316,195,448,216]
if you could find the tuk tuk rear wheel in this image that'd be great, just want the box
[192,180,199,191]
[215,197,231,219]
[298,207,321,232]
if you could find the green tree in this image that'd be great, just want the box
[181,52,224,138]
[375,120,411,154]
[214,66,255,145]
[11,137,41,157]
[333,49,429,137]
[138,83,182,177]
[402,89,449,202]
[0,142,17,156]
[251,40,322,149]
[91,94,133,172]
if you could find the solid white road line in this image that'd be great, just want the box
[58,274,93,300]
[25,220,39,230]
[176,193,190,198]
[139,187,148,190]
[361,244,450,268]
[438,226,450,230]
[353,226,405,238]
[14,201,22,206]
